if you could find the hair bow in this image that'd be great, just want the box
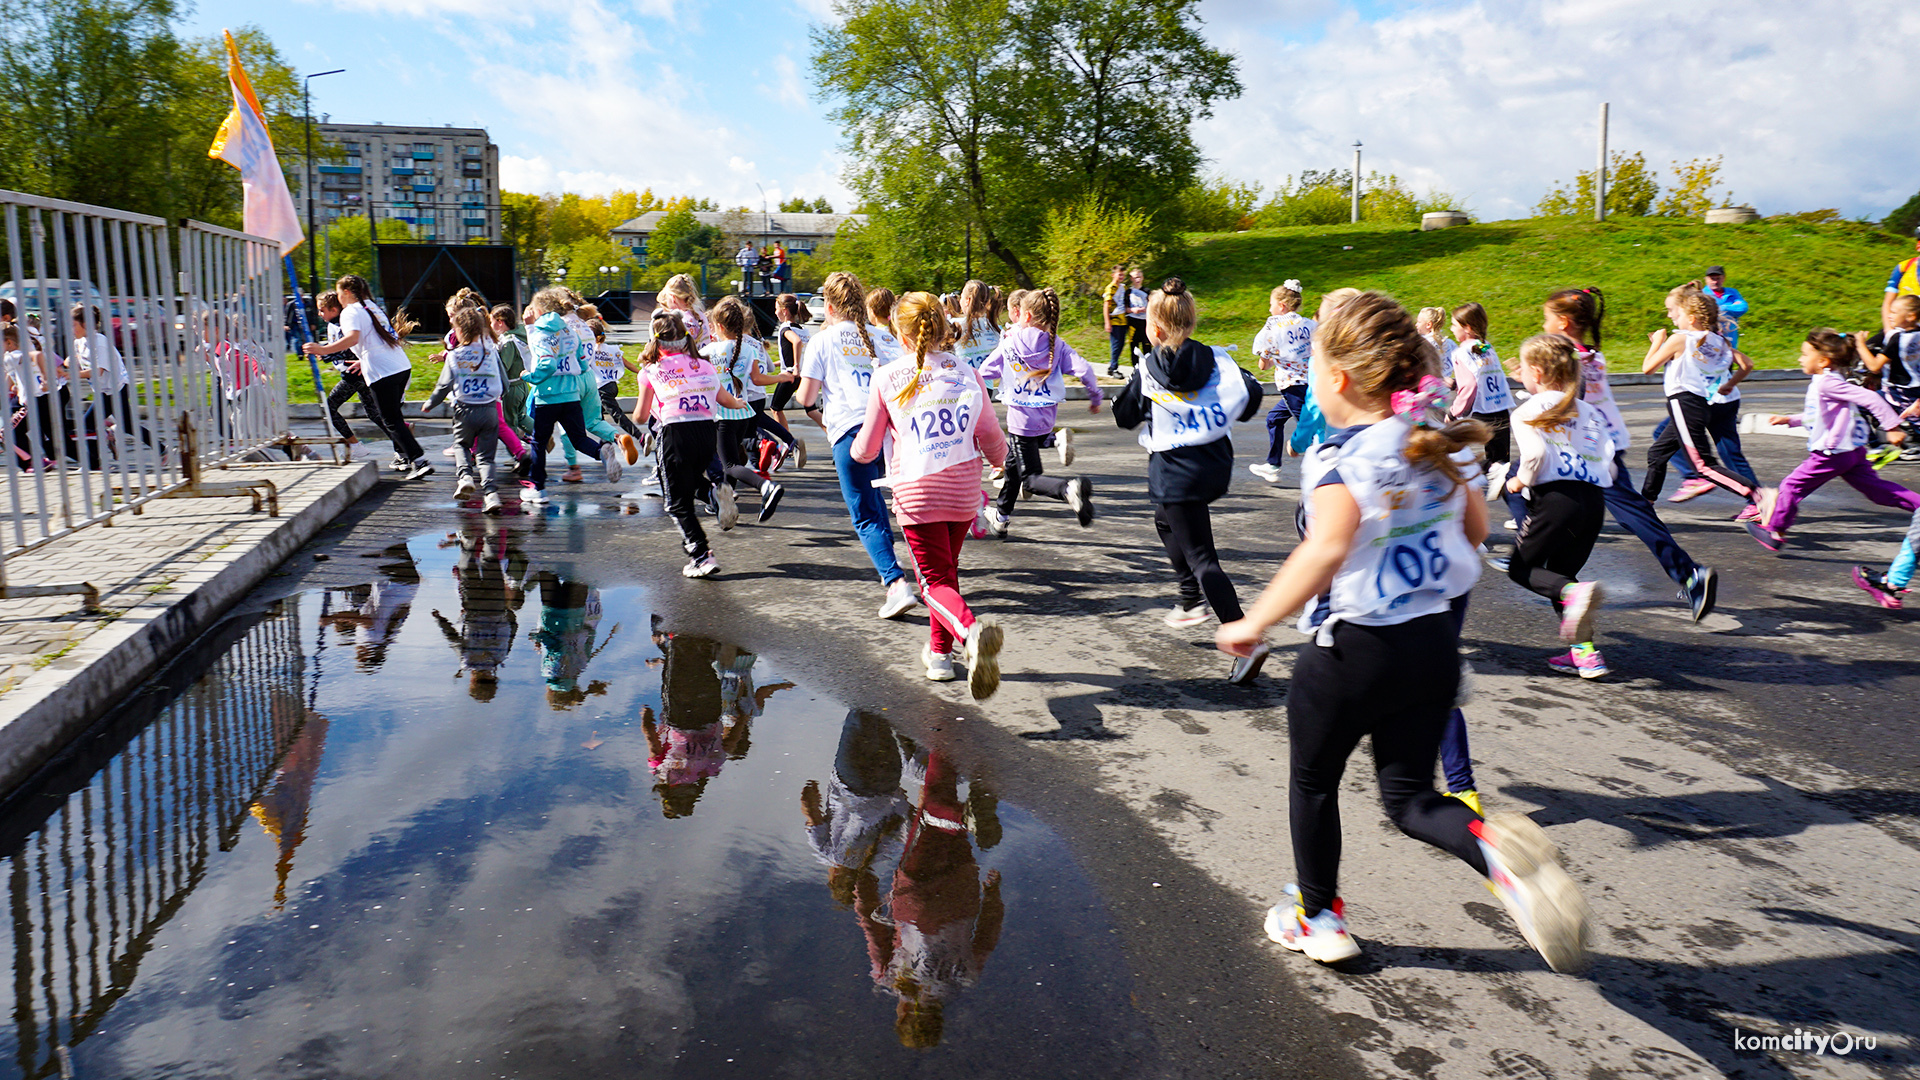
[1391,374,1446,426]
[1282,279,1303,293]
[656,336,689,352]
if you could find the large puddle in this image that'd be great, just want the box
[0,521,1163,1079]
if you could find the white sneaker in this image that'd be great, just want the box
[923,645,957,682]
[878,577,920,619]
[987,509,1010,538]
[1485,461,1510,501]
[792,438,806,470]
[1473,814,1592,973]
[965,616,1003,699]
[601,442,623,485]
[1164,602,1211,628]
[715,483,738,531]
[525,485,550,505]
[1065,477,1093,527]
[1248,462,1283,483]
[455,476,478,497]
[1056,428,1075,467]
[443,445,460,458]
[405,459,436,481]
[481,490,503,515]
[683,552,719,578]
[1266,884,1363,964]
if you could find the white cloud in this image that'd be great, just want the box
[1197,0,1920,219]
[764,53,810,109]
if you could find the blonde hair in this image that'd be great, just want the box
[1317,287,1360,321]
[1669,285,1717,333]
[867,287,897,328]
[1270,283,1302,313]
[639,309,692,366]
[1415,306,1447,333]
[1517,334,1582,430]
[1004,289,1030,321]
[958,280,995,344]
[316,290,340,314]
[451,305,487,346]
[661,273,704,315]
[1018,287,1061,369]
[530,287,570,316]
[1146,277,1196,346]
[1892,294,1920,321]
[889,291,949,408]
[821,271,876,359]
[1317,291,1489,488]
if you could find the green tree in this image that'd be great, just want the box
[1039,198,1160,321]
[321,215,415,283]
[167,27,305,229]
[1175,175,1262,232]
[778,195,837,213]
[1534,151,1659,218]
[1885,190,1920,236]
[809,196,834,214]
[649,205,700,266]
[1654,156,1729,218]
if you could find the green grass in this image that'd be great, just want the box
[1059,216,1904,372]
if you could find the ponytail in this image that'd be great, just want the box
[889,292,947,408]
[1319,291,1490,489]
[336,274,415,345]
[823,271,875,360]
[1517,334,1582,430]
[1544,287,1605,349]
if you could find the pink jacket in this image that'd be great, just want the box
[852,359,1007,525]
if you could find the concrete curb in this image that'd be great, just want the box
[0,461,379,791]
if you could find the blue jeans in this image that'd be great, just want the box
[1659,400,1756,486]
[832,428,905,586]
[1108,325,1130,373]
[1264,384,1307,467]
[1511,452,1698,587]
[1441,595,1475,794]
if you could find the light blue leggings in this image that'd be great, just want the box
[1889,506,1920,589]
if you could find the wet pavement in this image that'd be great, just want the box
[2,382,1917,1079]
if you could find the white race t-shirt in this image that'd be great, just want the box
[875,352,985,483]
[1577,349,1631,453]
[74,333,129,393]
[1253,312,1315,389]
[1663,330,1730,399]
[1510,390,1616,489]
[341,301,412,382]
[800,320,880,443]
[1460,342,1514,413]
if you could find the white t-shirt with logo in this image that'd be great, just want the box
[800,320,881,444]
[341,301,412,382]
[1510,390,1616,490]
[1664,329,1730,399]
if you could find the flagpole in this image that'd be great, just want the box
[284,256,326,403]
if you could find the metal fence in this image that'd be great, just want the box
[0,189,294,606]
[0,601,309,1078]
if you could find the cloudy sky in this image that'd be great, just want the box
[185,0,1920,222]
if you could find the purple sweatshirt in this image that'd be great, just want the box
[1784,371,1903,453]
[978,326,1102,436]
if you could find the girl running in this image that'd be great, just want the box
[1417,306,1455,387]
[867,288,898,343]
[853,292,1008,697]
[1445,302,1512,497]
[1541,288,1719,621]
[1112,277,1267,685]
[588,318,645,448]
[423,305,506,514]
[1753,329,1918,552]
[1640,286,1775,523]
[769,292,820,442]
[796,271,922,619]
[314,291,383,462]
[658,274,708,345]
[1249,280,1314,483]
[521,288,609,502]
[1216,291,1591,972]
[1504,334,1616,678]
[977,287,1101,535]
[628,308,748,577]
[953,279,1001,370]
[303,275,432,478]
[703,296,788,525]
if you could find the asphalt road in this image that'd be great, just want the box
[260,380,1919,1080]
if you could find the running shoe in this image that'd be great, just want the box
[791,437,807,470]
[986,509,1010,538]
[1667,478,1715,503]
[560,467,585,483]
[481,490,503,515]
[618,433,640,464]
[989,465,1006,482]
[1733,504,1759,522]
[1487,555,1512,574]
[1227,642,1271,685]
[1851,565,1905,610]
[965,616,1004,699]
[525,485,550,505]
[923,645,957,682]
[1901,445,1920,463]
[1547,642,1608,679]
[1248,462,1283,483]
[1164,602,1211,628]
[878,578,920,620]
[1684,567,1718,623]
[1503,518,1518,530]
[1557,581,1602,644]
[716,483,739,531]
[1057,428,1075,467]
[682,552,719,578]
[1471,814,1592,973]
[757,480,785,523]
[390,453,410,472]
[1265,884,1362,964]
[1744,521,1783,552]
[443,444,460,458]
[1867,444,1902,470]
[405,459,436,481]
[600,442,623,485]
[1066,477,1094,527]
[455,475,477,498]
[1445,789,1484,816]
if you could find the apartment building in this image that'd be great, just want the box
[306,122,502,243]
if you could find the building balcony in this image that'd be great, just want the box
[412,151,435,160]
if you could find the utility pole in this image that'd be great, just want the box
[303,69,345,295]
[1596,102,1609,222]
[1351,141,1363,224]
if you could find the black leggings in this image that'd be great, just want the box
[1153,501,1241,621]
[1474,410,1512,466]
[369,371,423,461]
[995,433,1070,515]
[749,400,797,448]
[1642,391,1757,502]
[713,416,766,492]
[326,367,385,440]
[598,382,646,439]
[1288,613,1487,916]
[530,400,600,487]
[660,420,714,557]
[1509,480,1605,611]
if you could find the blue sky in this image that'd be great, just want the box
[185,0,1920,222]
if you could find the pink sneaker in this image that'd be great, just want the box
[1745,521,1783,552]
[1557,581,1602,644]
[1733,504,1760,523]
[1546,643,1608,679]
[1667,478,1716,503]
[1851,565,1905,610]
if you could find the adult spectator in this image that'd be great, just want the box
[1101,266,1128,376]
[771,242,790,289]
[1884,227,1920,330]
[1701,265,1747,347]
[1124,268,1150,365]
[734,241,758,293]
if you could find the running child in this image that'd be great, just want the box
[1249,280,1314,483]
[867,288,898,343]
[1852,503,1920,609]
[977,287,1101,535]
[1753,329,1918,552]
[522,287,610,503]
[1417,306,1455,387]
[1287,288,1362,456]
[1858,297,1920,457]
[435,293,531,472]
[1112,277,1267,684]
[423,306,507,514]
[588,318,646,447]
[303,275,432,478]
[1640,286,1776,523]
[796,271,922,619]
[628,308,749,577]
[768,293,820,448]
[490,304,535,454]
[1541,287,1719,621]
[953,279,1001,370]
[314,290,384,461]
[1445,302,1513,497]
[68,303,151,459]
[703,295,787,525]
[1215,291,1591,972]
[852,291,1008,698]
[658,273,708,345]
[1504,334,1616,678]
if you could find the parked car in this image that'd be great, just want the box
[805,293,827,325]
[0,278,105,318]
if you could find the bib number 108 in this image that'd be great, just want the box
[1374,531,1449,598]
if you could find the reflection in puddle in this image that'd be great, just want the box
[0,520,1161,1078]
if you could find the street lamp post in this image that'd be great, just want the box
[302,69,346,297]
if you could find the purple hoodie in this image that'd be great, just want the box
[978,326,1102,436]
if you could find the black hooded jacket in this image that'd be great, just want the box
[1113,337,1253,505]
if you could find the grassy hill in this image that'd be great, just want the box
[1061,216,1906,372]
